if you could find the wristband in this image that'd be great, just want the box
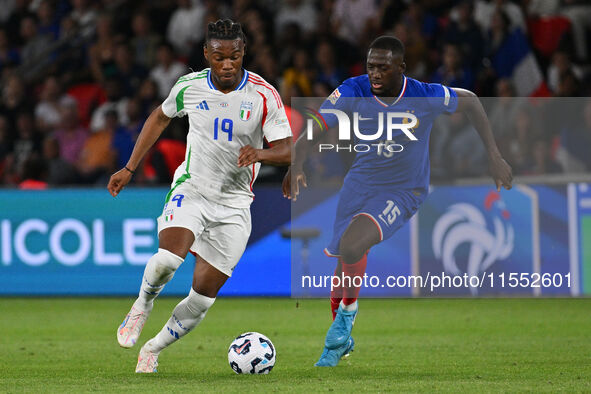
[124,166,136,175]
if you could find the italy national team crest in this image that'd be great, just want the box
[239,101,252,121]
[164,209,174,222]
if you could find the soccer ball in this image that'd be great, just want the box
[227,332,276,374]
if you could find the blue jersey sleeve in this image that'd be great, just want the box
[425,83,458,115]
[319,83,357,128]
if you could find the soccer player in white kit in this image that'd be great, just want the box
[107,19,292,373]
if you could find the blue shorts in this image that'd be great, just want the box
[324,180,424,257]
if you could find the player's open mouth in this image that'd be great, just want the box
[371,82,383,89]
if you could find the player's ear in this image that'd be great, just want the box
[203,43,209,64]
[399,61,406,73]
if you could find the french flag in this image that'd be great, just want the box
[491,28,550,97]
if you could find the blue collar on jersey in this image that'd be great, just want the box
[373,75,407,107]
[207,69,249,91]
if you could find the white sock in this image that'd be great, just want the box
[146,289,216,353]
[133,248,184,312]
[340,300,358,312]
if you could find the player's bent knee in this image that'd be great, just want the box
[192,280,225,298]
[339,243,366,265]
[338,235,371,263]
[192,256,230,298]
[158,227,195,258]
[338,216,380,264]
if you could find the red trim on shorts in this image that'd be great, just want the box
[323,248,341,258]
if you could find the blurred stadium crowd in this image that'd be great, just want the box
[1,0,591,189]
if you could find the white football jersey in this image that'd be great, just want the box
[161,68,292,208]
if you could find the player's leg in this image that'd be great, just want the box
[318,194,418,366]
[117,227,194,348]
[136,203,250,373]
[315,215,380,367]
[328,215,380,343]
[136,254,227,373]
[339,213,380,299]
[324,183,365,320]
[330,262,343,320]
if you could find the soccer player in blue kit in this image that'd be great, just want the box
[283,36,513,367]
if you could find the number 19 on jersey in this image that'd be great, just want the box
[214,118,233,141]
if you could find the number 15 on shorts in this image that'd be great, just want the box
[378,200,400,226]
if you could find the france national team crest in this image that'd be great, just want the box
[418,186,538,296]
[239,101,252,121]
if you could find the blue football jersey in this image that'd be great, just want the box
[319,74,458,197]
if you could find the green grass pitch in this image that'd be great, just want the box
[1,298,590,392]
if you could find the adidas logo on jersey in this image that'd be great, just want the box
[196,100,209,110]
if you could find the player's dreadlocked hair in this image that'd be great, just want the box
[205,19,246,45]
[369,36,405,57]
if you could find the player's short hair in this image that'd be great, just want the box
[206,19,246,45]
[368,36,405,57]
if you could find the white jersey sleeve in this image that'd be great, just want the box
[161,73,200,118]
[259,86,292,142]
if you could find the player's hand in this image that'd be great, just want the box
[107,168,133,197]
[488,154,513,191]
[282,165,307,201]
[238,145,262,167]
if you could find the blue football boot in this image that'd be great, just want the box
[314,337,355,367]
[325,303,357,349]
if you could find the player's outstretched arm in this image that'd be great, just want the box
[107,105,172,197]
[452,87,513,191]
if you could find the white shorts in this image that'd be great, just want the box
[157,181,251,277]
